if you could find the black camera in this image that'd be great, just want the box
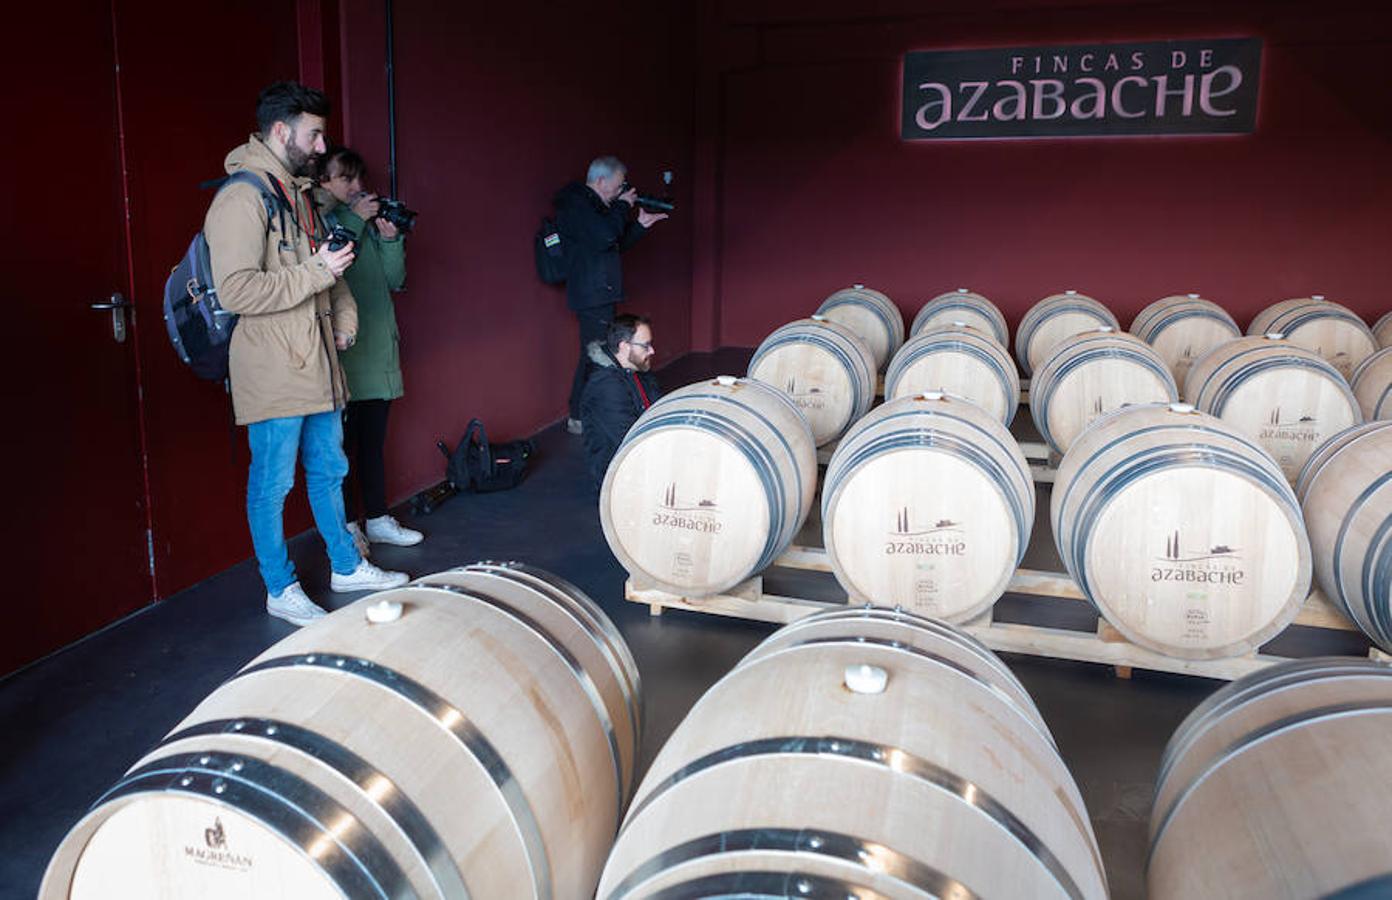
[621,182,675,214]
[324,225,359,254]
[375,197,418,233]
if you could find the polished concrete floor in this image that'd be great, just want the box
[0,348,1316,899]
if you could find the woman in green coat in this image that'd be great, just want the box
[317,146,423,549]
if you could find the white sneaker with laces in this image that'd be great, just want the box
[266,582,328,627]
[346,521,371,558]
[365,515,424,547]
[331,558,410,593]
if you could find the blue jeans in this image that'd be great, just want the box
[246,410,360,596]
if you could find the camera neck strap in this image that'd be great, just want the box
[267,175,322,252]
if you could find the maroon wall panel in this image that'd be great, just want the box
[338,1,696,504]
[115,0,308,595]
[699,1,1392,347]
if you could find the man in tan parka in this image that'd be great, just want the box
[206,81,407,627]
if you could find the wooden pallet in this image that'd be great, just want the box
[627,547,1388,681]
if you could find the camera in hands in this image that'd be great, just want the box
[621,182,675,214]
[325,225,359,253]
[375,198,418,233]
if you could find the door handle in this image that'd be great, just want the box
[91,292,130,343]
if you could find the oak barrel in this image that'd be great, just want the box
[1053,402,1313,659]
[597,608,1108,900]
[1185,333,1363,482]
[815,284,905,371]
[1014,290,1118,376]
[1374,310,1392,348]
[41,563,643,900]
[1247,295,1378,380]
[1129,293,1241,387]
[1028,327,1178,455]
[822,392,1034,621]
[600,376,817,596]
[747,316,876,446]
[1350,346,1392,420]
[909,288,1009,346]
[1149,658,1392,899]
[884,322,1021,425]
[1295,421,1392,650]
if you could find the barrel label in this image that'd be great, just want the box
[183,817,254,873]
[885,508,967,556]
[1150,529,1245,586]
[784,377,827,411]
[653,482,722,533]
[1258,408,1320,443]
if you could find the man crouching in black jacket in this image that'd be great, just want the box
[579,314,662,489]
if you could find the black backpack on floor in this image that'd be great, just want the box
[439,419,535,492]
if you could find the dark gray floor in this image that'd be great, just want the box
[2,348,1244,900]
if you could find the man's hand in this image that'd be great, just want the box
[317,243,356,277]
[637,209,669,228]
[376,218,400,240]
[334,330,354,351]
[350,192,381,221]
[618,186,638,207]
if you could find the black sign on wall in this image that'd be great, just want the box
[901,38,1262,140]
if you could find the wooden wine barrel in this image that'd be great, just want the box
[910,288,1009,345]
[1247,295,1378,380]
[1129,293,1241,387]
[41,563,643,900]
[1149,659,1392,899]
[884,322,1021,425]
[597,608,1108,900]
[1052,402,1312,659]
[822,392,1034,621]
[747,317,876,446]
[1375,310,1392,348]
[1185,333,1364,482]
[1029,327,1178,455]
[600,376,817,597]
[815,284,905,371]
[1296,421,1392,650]
[1014,290,1118,376]
[1351,346,1392,420]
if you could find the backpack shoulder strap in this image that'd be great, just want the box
[207,171,289,238]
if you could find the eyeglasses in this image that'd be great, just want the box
[628,340,653,351]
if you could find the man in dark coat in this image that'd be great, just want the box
[580,314,662,488]
[555,156,667,434]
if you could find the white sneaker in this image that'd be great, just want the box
[346,521,371,558]
[266,582,328,627]
[331,558,410,593]
[566,417,584,435]
[365,515,424,547]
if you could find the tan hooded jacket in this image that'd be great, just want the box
[205,135,357,425]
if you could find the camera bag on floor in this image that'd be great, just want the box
[440,419,535,492]
[163,172,286,380]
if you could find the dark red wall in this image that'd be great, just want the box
[338,1,696,505]
[691,0,1392,349]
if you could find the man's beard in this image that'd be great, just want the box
[630,353,652,373]
[285,135,317,177]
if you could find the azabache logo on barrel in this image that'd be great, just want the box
[885,507,966,556]
[1260,406,1319,442]
[653,482,722,533]
[1151,529,1245,584]
[783,377,826,411]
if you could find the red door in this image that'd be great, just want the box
[6,8,154,673]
